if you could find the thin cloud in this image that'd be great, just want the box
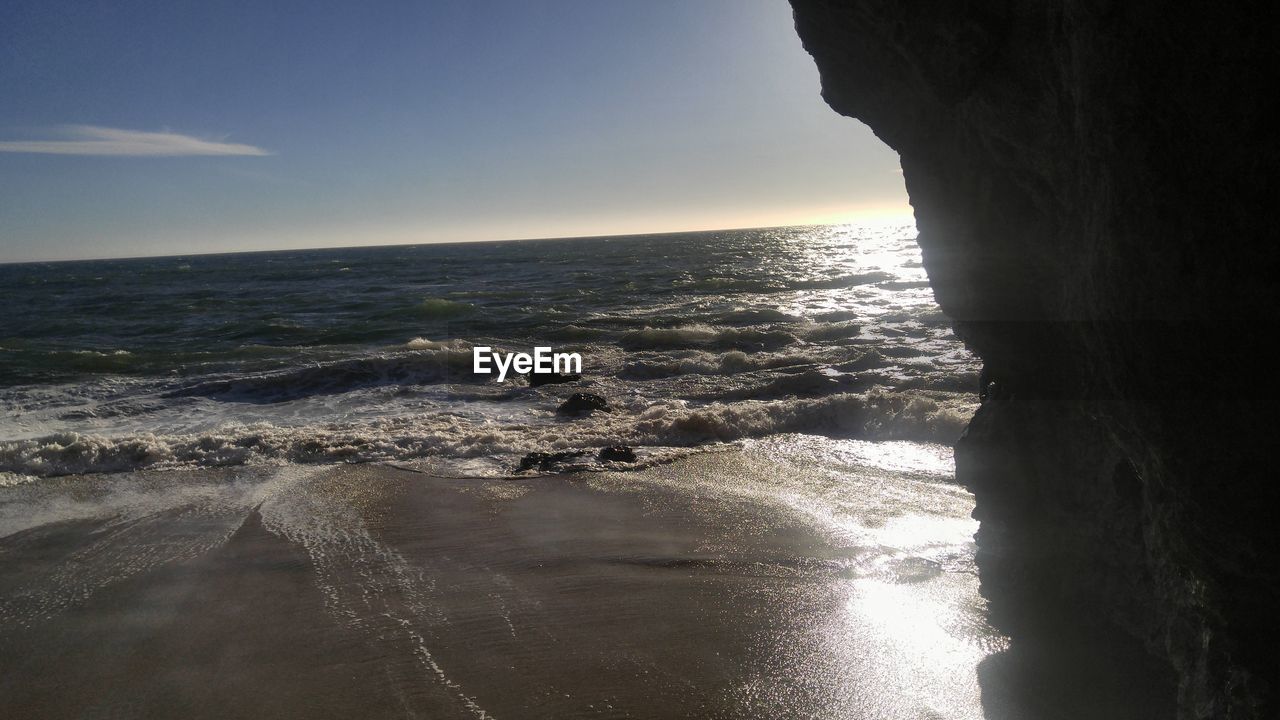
[0,125,270,156]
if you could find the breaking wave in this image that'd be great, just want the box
[0,390,974,478]
[621,350,825,379]
[619,324,797,351]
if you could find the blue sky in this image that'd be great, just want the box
[0,0,907,262]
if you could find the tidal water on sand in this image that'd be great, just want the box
[0,225,1010,719]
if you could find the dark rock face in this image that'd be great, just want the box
[789,2,1277,717]
[557,393,609,417]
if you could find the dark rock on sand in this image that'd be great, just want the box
[597,446,636,463]
[790,1,1278,716]
[516,450,586,473]
[557,393,608,417]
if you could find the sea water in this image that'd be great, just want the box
[0,224,1017,719]
[0,223,977,481]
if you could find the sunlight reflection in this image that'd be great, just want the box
[835,577,999,719]
[737,435,1008,719]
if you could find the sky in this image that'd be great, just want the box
[0,0,908,263]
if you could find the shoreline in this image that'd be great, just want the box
[0,439,1177,718]
[1,441,998,718]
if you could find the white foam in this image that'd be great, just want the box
[0,389,976,477]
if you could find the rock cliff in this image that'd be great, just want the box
[788,2,1278,717]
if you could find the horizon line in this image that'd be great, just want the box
[0,218,917,266]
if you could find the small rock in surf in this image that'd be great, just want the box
[515,450,587,473]
[557,393,608,417]
[598,445,637,463]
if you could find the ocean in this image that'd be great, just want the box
[0,223,976,482]
[0,224,1020,719]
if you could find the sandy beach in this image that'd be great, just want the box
[1,437,1013,719]
[0,433,1190,720]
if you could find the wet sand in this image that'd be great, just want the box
[1,439,1009,719]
